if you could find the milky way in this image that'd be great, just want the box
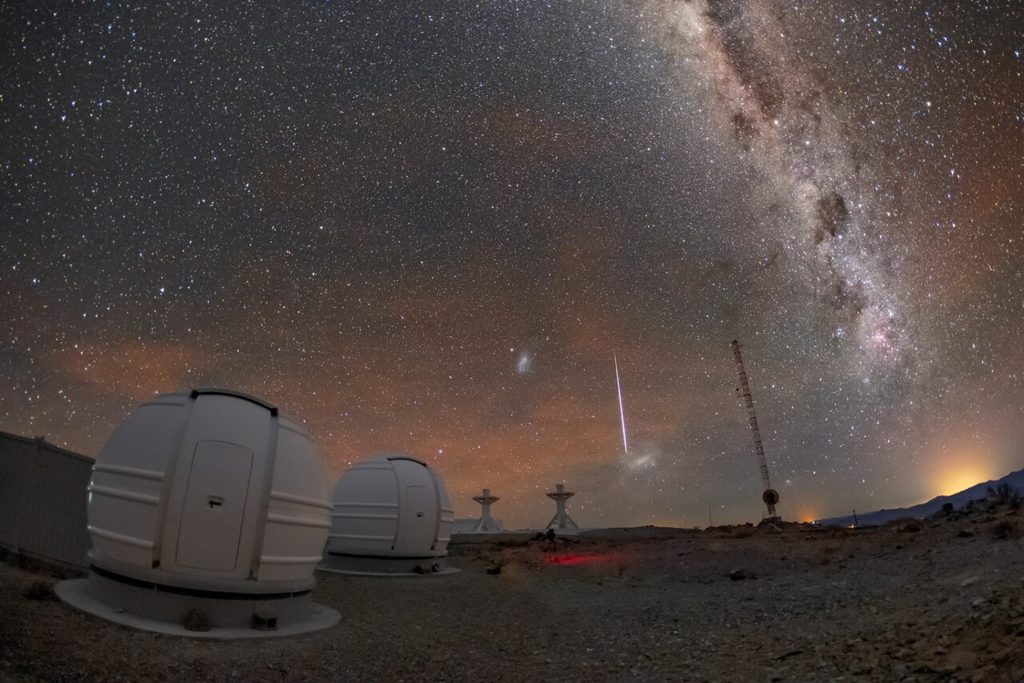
[2,1,1022,527]
[657,1,912,381]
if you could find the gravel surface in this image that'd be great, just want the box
[2,509,1023,682]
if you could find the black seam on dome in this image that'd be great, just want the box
[326,551,442,560]
[90,565,310,600]
[384,455,427,466]
[189,388,278,416]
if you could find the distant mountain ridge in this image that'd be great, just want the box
[817,467,1024,527]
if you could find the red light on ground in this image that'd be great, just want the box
[544,553,617,566]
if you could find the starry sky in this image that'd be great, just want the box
[2,1,1023,528]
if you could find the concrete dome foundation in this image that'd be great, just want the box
[57,570,338,638]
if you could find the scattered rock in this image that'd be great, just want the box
[971,665,1000,682]
[4,521,1024,680]
[945,649,977,670]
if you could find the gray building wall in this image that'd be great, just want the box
[0,431,92,570]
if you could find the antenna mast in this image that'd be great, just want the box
[731,339,780,522]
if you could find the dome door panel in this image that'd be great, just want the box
[176,440,254,571]
[395,485,436,551]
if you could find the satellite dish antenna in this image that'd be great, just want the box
[545,483,579,530]
[471,488,502,533]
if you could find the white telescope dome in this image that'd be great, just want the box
[323,454,456,575]
[57,389,339,637]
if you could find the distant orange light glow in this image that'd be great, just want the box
[793,507,818,524]
[933,463,992,497]
[921,434,1005,502]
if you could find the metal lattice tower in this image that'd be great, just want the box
[470,488,502,533]
[545,483,579,530]
[731,340,781,521]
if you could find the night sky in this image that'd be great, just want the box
[2,1,1023,528]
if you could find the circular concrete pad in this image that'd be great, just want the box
[56,579,339,639]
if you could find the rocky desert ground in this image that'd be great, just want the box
[1,505,1022,682]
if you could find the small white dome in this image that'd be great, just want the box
[64,389,340,638]
[325,455,454,573]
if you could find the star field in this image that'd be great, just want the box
[2,1,1022,527]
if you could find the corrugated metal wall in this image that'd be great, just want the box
[0,431,92,570]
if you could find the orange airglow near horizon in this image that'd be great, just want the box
[929,459,997,499]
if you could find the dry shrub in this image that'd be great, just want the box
[819,544,840,566]
[986,482,1022,510]
[24,579,54,601]
[991,520,1020,541]
[713,524,756,538]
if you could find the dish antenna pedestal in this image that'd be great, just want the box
[545,483,579,530]
[470,488,502,533]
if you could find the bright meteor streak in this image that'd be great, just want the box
[614,351,629,454]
